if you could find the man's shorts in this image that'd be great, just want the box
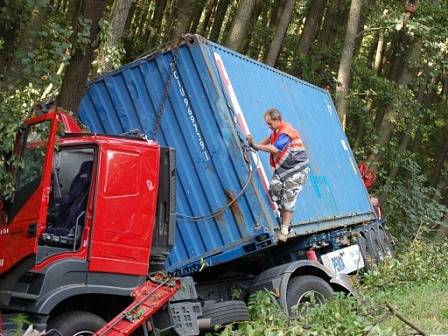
[269,167,310,211]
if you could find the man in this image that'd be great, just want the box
[247,108,310,242]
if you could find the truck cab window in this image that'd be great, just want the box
[8,121,51,221]
[39,147,95,253]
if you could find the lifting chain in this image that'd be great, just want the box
[150,46,180,140]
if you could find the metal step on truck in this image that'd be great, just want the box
[0,35,393,336]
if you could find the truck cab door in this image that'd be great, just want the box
[0,113,58,274]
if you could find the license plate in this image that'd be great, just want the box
[321,245,364,275]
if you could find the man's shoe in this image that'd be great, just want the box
[277,232,288,243]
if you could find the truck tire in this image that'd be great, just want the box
[366,227,388,262]
[47,311,106,336]
[357,233,373,271]
[376,226,395,258]
[201,301,250,328]
[286,275,334,315]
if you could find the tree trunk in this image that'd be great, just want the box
[367,39,422,171]
[412,70,437,152]
[264,0,295,67]
[170,0,197,40]
[57,0,107,115]
[209,0,231,41]
[2,4,49,92]
[353,98,372,151]
[241,0,264,55]
[291,0,325,73]
[190,0,207,33]
[197,0,218,36]
[225,0,257,52]
[373,29,385,73]
[0,4,22,74]
[97,0,133,72]
[146,0,168,49]
[335,0,363,129]
[163,0,179,42]
[316,0,342,49]
[110,0,134,39]
[429,136,448,187]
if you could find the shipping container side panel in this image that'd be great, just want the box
[79,41,277,273]
[169,45,272,249]
[173,46,254,243]
[152,52,241,249]
[189,42,278,234]
[207,43,375,228]
[286,85,354,216]
[206,47,334,223]
[298,91,373,216]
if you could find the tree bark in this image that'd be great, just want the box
[197,0,218,36]
[241,0,264,55]
[353,98,372,151]
[57,0,107,115]
[335,0,363,129]
[0,3,22,74]
[2,3,49,92]
[97,0,133,72]
[291,0,325,73]
[373,29,385,73]
[146,0,168,49]
[367,39,422,171]
[316,0,342,49]
[170,0,197,40]
[225,0,257,52]
[265,0,295,67]
[209,0,231,41]
[429,136,448,187]
[190,0,207,33]
[163,0,179,42]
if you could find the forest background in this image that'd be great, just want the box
[1,0,448,334]
[0,0,447,249]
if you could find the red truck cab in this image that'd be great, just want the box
[0,107,175,331]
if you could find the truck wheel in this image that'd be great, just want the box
[286,275,334,315]
[376,226,395,258]
[357,233,373,271]
[366,228,388,262]
[201,301,250,328]
[47,311,106,336]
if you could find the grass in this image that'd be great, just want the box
[212,240,448,336]
[372,280,448,335]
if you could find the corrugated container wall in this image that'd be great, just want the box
[79,35,375,275]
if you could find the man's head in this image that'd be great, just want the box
[264,108,282,131]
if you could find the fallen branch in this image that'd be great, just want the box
[385,301,428,336]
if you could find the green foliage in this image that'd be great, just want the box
[10,314,30,336]
[381,161,448,250]
[0,3,74,197]
[93,19,126,74]
[363,240,448,290]
[210,240,448,336]
[74,16,93,54]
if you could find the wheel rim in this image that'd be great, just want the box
[73,331,96,336]
[297,290,326,305]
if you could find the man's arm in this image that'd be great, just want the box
[248,136,279,154]
[253,142,279,154]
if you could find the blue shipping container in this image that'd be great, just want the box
[79,35,376,275]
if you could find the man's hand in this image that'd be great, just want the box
[246,134,256,149]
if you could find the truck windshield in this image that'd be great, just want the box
[9,121,51,220]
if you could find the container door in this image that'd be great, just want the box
[0,113,58,274]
